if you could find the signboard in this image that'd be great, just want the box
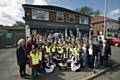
[25,25,31,37]
[32,30,37,35]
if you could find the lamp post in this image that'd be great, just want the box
[89,26,92,41]
[104,0,107,39]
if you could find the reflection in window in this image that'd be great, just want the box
[32,9,49,20]
[79,18,88,24]
[69,14,75,23]
[56,12,64,22]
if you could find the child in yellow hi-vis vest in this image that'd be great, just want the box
[29,45,39,79]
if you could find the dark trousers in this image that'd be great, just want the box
[100,56,105,66]
[32,65,38,79]
[88,55,93,68]
[19,64,26,77]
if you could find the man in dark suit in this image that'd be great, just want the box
[99,40,111,67]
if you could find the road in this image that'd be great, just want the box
[0,46,120,80]
[92,65,120,80]
[92,46,120,80]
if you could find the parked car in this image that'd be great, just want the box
[106,38,120,46]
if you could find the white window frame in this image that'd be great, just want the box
[32,9,49,20]
[79,17,89,24]
[69,14,75,23]
[56,12,64,22]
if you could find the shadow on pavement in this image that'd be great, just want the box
[81,67,93,72]
[108,64,120,74]
[36,68,65,80]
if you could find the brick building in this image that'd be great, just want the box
[22,4,91,37]
[91,16,120,40]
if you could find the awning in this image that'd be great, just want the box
[26,20,90,30]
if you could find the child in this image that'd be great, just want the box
[29,45,39,79]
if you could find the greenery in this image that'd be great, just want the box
[12,21,25,27]
[0,21,25,28]
[75,6,102,18]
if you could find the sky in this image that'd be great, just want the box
[0,0,120,25]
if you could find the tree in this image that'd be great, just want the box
[0,24,4,27]
[12,21,25,27]
[93,10,102,17]
[75,6,102,17]
[75,6,93,16]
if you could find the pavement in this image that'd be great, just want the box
[92,64,120,80]
[0,46,120,80]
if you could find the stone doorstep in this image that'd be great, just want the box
[80,63,120,80]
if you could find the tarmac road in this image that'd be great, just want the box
[0,46,120,80]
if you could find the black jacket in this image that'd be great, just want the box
[16,46,28,65]
[99,44,111,56]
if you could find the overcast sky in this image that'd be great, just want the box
[0,0,120,25]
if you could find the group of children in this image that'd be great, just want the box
[26,33,111,79]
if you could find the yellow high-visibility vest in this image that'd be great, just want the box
[45,46,51,53]
[38,51,42,61]
[70,48,74,54]
[30,51,39,65]
[66,47,69,52]
[51,46,56,53]
[57,47,64,54]
[74,48,79,56]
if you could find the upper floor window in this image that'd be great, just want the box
[69,14,75,23]
[56,12,64,22]
[32,9,49,20]
[79,17,89,24]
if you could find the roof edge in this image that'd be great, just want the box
[22,4,91,17]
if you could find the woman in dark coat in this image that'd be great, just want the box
[16,39,28,78]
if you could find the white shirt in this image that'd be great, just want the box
[89,48,93,55]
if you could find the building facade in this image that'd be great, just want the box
[91,16,120,40]
[23,4,91,37]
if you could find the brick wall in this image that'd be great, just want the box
[25,7,90,25]
[49,11,56,22]
[25,7,32,20]
[92,23,104,36]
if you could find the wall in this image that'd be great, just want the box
[0,29,25,48]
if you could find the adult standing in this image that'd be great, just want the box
[16,39,28,78]
[26,37,32,54]
[82,43,88,67]
[99,40,111,67]
[26,37,32,67]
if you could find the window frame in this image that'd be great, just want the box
[56,12,64,22]
[32,9,49,20]
[69,14,75,23]
[79,17,89,24]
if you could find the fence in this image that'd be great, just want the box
[0,29,25,48]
